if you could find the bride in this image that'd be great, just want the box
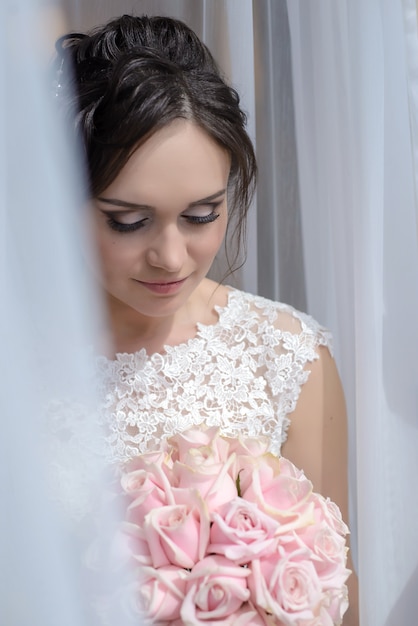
[51,12,358,625]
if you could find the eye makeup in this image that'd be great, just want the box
[96,191,225,234]
[104,215,148,233]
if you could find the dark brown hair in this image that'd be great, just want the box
[55,15,257,271]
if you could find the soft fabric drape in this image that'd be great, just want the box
[1,2,133,624]
[287,1,418,623]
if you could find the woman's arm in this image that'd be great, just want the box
[281,345,359,625]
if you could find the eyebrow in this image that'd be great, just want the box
[97,188,226,211]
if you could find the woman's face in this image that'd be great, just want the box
[92,120,230,321]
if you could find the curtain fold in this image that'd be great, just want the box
[288,1,418,624]
[252,0,306,309]
[402,0,418,234]
[1,2,133,624]
[286,0,358,548]
[201,0,258,291]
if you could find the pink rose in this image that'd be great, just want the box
[298,609,334,626]
[230,451,278,496]
[190,602,278,625]
[143,500,210,569]
[197,602,276,625]
[209,498,280,564]
[276,456,307,479]
[121,468,164,497]
[311,493,350,536]
[122,449,172,493]
[124,447,176,488]
[227,436,270,484]
[168,427,231,464]
[293,522,350,588]
[233,603,278,625]
[228,435,270,458]
[123,447,169,473]
[249,550,323,623]
[170,604,274,626]
[126,565,187,623]
[164,428,239,512]
[181,555,251,624]
[242,457,315,531]
[122,469,169,525]
[320,587,349,624]
[111,521,153,568]
[297,596,349,626]
[172,455,238,512]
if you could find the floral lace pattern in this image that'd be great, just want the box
[96,289,333,462]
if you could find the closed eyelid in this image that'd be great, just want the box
[96,191,226,225]
[99,208,149,231]
[182,200,222,216]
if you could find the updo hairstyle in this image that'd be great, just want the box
[55,15,257,269]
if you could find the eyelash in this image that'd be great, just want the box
[106,217,147,233]
[188,211,221,225]
[105,204,221,233]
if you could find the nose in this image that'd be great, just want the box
[146,224,187,273]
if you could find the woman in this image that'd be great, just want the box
[55,14,358,623]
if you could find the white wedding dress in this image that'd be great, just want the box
[95,288,332,463]
[48,289,332,495]
[44,288,332,543]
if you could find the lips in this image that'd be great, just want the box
[135,277,188,294]
[139,278,187,286]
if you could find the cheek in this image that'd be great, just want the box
[96,235,139,278]
[192,226,226,262]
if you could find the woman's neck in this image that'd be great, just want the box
[103,278,229,356]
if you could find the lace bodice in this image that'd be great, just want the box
[96,288,332,462]
[45,288,332,521]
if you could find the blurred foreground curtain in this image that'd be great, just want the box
[1,1,134,624]
[29,0,418,623]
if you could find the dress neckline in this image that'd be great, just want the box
[101,285,237,364]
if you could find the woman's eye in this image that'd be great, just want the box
[183,203,222,225]
[105,215,148,233]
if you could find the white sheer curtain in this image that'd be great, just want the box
[287,1,418,624]
[1,1,133,624]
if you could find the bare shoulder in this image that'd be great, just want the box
[281,347,359,623]
[281,345,348,519]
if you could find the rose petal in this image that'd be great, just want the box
[144,504,206,569]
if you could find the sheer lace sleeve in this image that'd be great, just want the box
[257,299,333,452]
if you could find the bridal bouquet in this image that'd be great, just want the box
[114,427,350,625]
